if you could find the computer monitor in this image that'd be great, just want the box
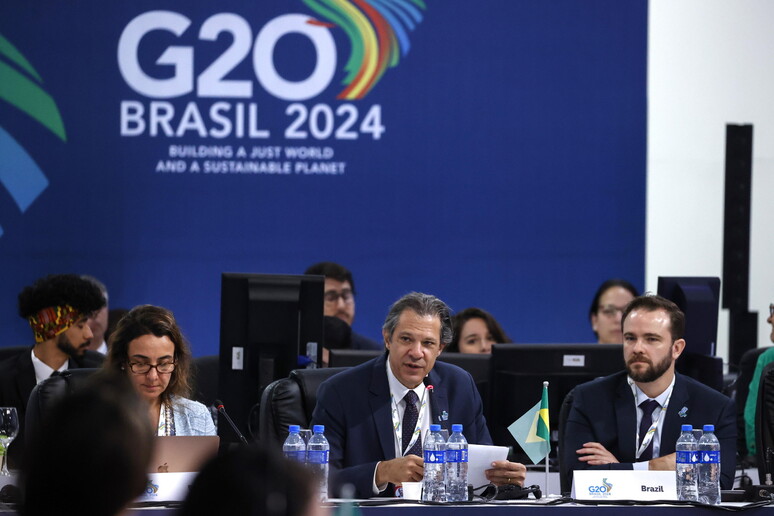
[218,273,324,443]
[657,276,721,356]
[489,343,624,464]
[327,349,381,368]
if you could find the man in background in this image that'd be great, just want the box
[0,274,106,468]
[305,262,381,350]
[81,274,109,354]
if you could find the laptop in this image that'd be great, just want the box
[148,436,220,473]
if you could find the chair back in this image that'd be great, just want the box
[258,367,347,447]
[191,355,219,407]
[0,346,29,362]
[25,369,100,442]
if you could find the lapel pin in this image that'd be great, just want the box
[441,410,448,421]
[678,407,688,418]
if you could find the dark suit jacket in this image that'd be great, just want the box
[311,354,491,498]
[0,347,104,469]
[562,370,736,490]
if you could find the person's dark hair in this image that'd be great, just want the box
[80,274,108,303]
[447,307,511,352]
[382,292,453,345]
[104,304,192,401]
[18,274,106,319]
[323,315,352,350]
[179,444,316,516]
[304,261,355,294]
[621,294,686,342]
[589,278,639,337]
[21,373,153,516]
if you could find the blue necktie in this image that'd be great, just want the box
[402,391,422,456]
[638,399,660,460]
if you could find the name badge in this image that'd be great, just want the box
[572,470,677,501]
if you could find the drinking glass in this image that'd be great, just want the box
[0,407,19,476]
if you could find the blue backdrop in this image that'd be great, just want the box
[0,0,647,354]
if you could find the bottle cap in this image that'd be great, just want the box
[313,424,325,433]
[289,424,300,433]
[430,424,441,432]
[703,424,714,432]
[681,424,692,432]
[452,424,463,432]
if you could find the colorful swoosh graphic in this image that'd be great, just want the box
[302,0,427,99]
[0,32,66,237]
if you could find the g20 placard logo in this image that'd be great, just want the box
[117,2,426,141]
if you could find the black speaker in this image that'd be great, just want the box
[722,124,753,312]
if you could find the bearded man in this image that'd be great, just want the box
[0,274,106,469]
[562,294,736,489]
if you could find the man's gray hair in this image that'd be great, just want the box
[382,292,453,345]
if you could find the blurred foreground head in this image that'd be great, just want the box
[180,444,327,516]
[21,373,153,516]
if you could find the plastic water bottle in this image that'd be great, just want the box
[697,424,721,505]
[445,424,469,502]
[675,424,698,501]
[282,425,307,463]
[422,424,446,502]
[307,425,330,501]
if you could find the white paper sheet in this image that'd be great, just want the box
[468,443,509,489]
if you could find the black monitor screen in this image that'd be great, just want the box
[218,273,324,443]
[489,343,624,464]
[657,276,720,356]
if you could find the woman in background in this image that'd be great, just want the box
[448,307,511,354]
[588,279,638,344]
[105,304,216,436]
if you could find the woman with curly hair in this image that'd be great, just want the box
[104,304,215,436]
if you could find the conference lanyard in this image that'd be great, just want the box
[628,378,672,460]
[390,388,428,456]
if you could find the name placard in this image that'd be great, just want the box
[573,470,677,501]
[136,472,197,502]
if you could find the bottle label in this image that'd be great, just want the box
[700,451,720,464]
[445,449,468,463]
[676,450,698,464]
[307,450,329,464]
[284,450,306,461]
[424,450,445,464]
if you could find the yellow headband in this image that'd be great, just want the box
[28,305,81,343]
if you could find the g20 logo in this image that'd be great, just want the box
[116,7,428,141]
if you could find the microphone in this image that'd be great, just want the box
[214,399,249,445]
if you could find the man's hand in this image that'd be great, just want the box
[375,455,424,485]
[576,442,620,466]
[485,460,527,486]
[648,452,675,471]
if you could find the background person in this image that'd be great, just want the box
[81,274,110,354]
[305,261,381,350]
[589,279,639,344]
[0,273,105,469]
[447,307,511,353]
[104,304,216,436]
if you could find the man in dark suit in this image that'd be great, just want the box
[312,292,525,498]
[562,294,736,489]
[0,274,106,469]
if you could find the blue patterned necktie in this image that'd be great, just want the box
[402,391,422,456]
[638,399,660,460]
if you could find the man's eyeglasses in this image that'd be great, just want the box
[324,289,354,304]
[127,361,176,374]
[599,305,626,318]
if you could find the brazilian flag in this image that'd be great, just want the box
[508,382,551,465]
